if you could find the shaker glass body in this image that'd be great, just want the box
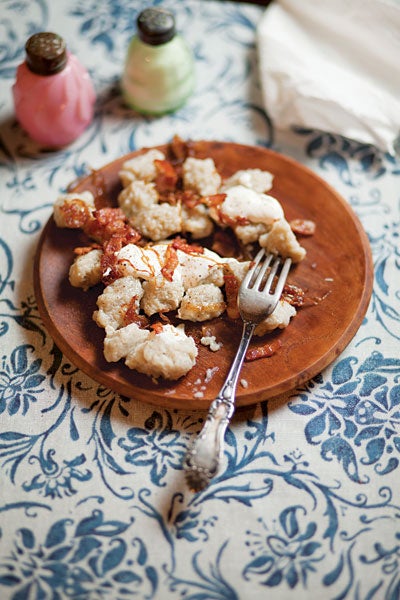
[13,49,95,146]
[122,35,194,115]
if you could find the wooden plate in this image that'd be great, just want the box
[33,141,373,410]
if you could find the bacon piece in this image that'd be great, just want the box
[58,199,93,229]
[219,212,250,227]
[158,191,178,205]
[158,189,202,207]
[82,208,141,284]
[282,283,304,307]
[83,208,117,241]
[101,232,137,285]
[170,135,189,162]
[224,273,240,320]
[178,190,202,209]
[202,193,226,209]
[150,322,164,334]
[290,219,316,236]
[202,194,250,227]
[63,206,140,285]
[84,207,140,244]
[245,338,282,361]
[123,297,148,328]
[169,135,198,162]
[171,237,204,255]
[161,245,179,282]
[155,159,179,193]
[73,243,102,255]
[100,240,122,286]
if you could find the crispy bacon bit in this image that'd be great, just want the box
[59,199,93,229]
[123,297,148,328]
[169,134,197,161]
[81,207,141,285]
[224,273,240,320]
[73,243,102,255]
[245,338,282,362]
[151,322,164,334]
[158,189,201,207]
[202,193,226,209]
[178,190,202,209]
[170,135,189,162]
[100,242,121,286]
[290,219,316,236]
[155,159,179,192]
[161,245,179,282]
[171,237,204,255]
[84,207,140,244]
[218,210,250,228]
[158,191,178,205]
[203,193,250,227]
[95,213,141,285]
[101,235,135,286]
[282,283,305,307]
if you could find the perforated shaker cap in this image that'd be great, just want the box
[137,8,176,46]
[25,32,67,75]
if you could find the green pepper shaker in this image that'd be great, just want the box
[121,7,195,115]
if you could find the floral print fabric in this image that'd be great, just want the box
[0,1,399,598]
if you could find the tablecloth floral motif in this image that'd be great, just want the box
[0,1,399,599]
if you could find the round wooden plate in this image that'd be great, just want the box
[34,141,373,410]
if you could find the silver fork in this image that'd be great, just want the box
[183,249,292,492]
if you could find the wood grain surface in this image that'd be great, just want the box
[33,141,373,410]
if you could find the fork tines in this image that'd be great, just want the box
[244,249,290,295]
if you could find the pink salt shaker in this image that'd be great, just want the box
[13,32,95,147]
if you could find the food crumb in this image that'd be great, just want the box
[201,335,222,352]
[205,367,219,382]
[194,391,204,398]
[240,379,248,388]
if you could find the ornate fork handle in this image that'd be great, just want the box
[184,321,255,492]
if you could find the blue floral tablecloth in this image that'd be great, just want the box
[1,1,399,598]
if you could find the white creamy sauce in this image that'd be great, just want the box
[222,185,284,224]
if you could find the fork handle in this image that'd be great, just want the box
[184,322,255,492]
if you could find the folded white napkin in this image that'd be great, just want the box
[257,0,400,154]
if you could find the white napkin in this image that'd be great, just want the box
[257,0,400,155]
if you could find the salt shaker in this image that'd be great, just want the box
[121,8,194,115]
[12,32,95,147]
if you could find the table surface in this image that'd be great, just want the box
[1,1,399,599]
